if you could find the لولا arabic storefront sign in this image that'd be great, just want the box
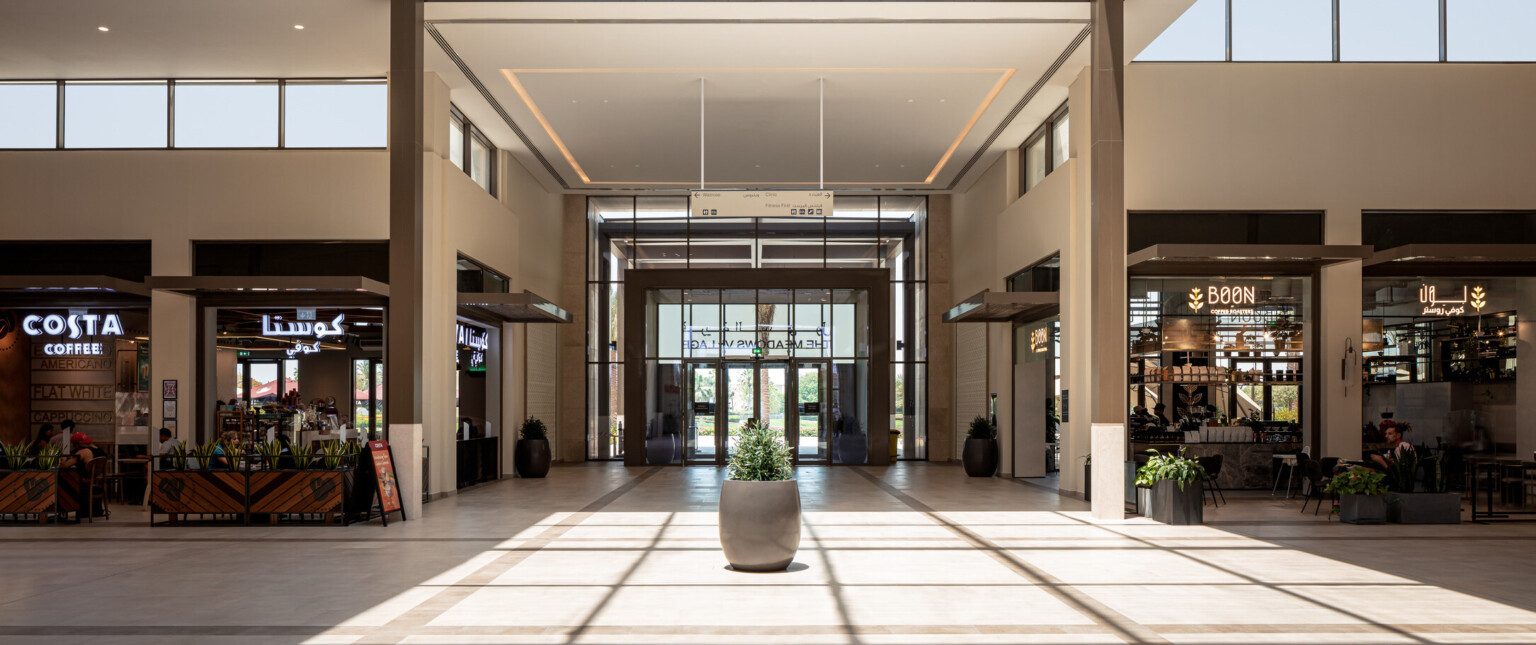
[1418,283,1487,316]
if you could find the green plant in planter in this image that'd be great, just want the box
[191,443,218,470]
[1,441,28,470]
[519,417,548,441]
[1134,447,1207,491]
[321,440,348,469]
[967,415,996,440]
[36,444,63,470]
[289,443,314,470]
[167,443,191,471]
[222,441,244,471]
[1383,445,1423,494]
[1422,451,1449,494]
[727,419,793,482]
[343,439,363,467]
[1325,466,1388,496]
[255,440,285,470]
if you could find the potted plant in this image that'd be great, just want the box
[832,415,867,464]
[0,441,60,519]
[719,419,800,571]
[515,416,551,478]
[1134,448,1206,525]
[1326,466,1389,524]
[248,439,354,522]
[962,415,998,477]
[153,443,248,520]
[1385,446,1460,524]
[1081,454,1091,502]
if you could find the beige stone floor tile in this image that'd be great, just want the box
[428,586,616,627]
[821,548,1028,585]
[1174,548,1413,585]
[1278,584,1536,626]
[489,549,647,585]
[622,547,833,585]
[839,585,1098,626]
[1007,547,1249,584]
[589,585,845,626]
[1075,584,1360,625]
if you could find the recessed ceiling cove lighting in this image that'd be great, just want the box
[97,26,109,31]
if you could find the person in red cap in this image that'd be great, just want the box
[61,432,107,473]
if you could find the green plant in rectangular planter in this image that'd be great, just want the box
[1326,466,1388,524]
[1135,448,1207,525]
[1384,445,1460,524]
[1,441,29,470]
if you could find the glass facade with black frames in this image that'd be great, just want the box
[586,195,928,463]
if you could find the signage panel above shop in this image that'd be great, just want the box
[457,322,489,372]
[18,311,124,356]
[689,191,832,218]
[1417,283,1488,316]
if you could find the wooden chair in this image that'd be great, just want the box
[84,458,111,522]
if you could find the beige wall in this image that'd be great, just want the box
[950,61,1536,496]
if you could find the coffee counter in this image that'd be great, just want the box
[1132,442,1302,490]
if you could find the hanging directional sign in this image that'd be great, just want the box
[690,190,832,218]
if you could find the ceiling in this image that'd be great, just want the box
[426,2,1094,193]
[0,1,1198,194]
[0,0,389,79]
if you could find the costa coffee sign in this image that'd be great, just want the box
[21,312,123,356]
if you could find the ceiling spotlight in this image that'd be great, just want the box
[97,26,109,32]
[294,24,305,30]
[939,98,946,103]
[905,98,913,103]
[570,99,578,104]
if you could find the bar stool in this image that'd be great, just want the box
[1272,453,1302,497]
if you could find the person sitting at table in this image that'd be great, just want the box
[156,428,183,470]
[1152,403,1172,427]
[60,432,107,473]
[1369,424,1414,471]
[28,423,57,459]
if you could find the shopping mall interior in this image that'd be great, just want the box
[2,0,1536,643]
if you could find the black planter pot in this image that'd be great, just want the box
[1084,464,1091,502]
[962,438,999,477]
[514,439,551,478]
[1340,493,1387,524]
[1145,479,1203,525]
[1386,492,1461,524]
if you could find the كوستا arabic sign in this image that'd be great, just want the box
[262,313,346,357]
[1418,284,1488,317]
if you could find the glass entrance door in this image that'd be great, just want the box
[794,362,829,462]
[684,363,719,464]
[722,363,755,462]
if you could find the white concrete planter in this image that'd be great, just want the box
[719,479,801,571]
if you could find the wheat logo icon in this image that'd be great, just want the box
[1188,288,1205,312]
[1471,286,1487,312]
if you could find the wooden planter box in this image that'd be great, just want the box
[152,468,358,525]
[248,470,354,523]
[151,470,247,519]
[0,470,60,521]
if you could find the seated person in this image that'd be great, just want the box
[1369,424,1414,471]
[60,432,107,473]
[28,423,57,460]
[1151,403,1172,427]
[156,428,183,470]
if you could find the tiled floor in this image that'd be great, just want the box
[3,462,1536,644]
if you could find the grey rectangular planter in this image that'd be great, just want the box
[1143,479,1202,525]
[1339,494,1387,524]
[1386,492,1461,524]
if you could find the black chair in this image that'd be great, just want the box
[1299,459,1333,516]
[1196,455,1225,506]
[1320,457,1341,476]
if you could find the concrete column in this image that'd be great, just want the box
[151,239,196,442]
[387,0,425,520]
[1319,208,1364,461]
[1087,0,1128,519]
[557,195,588,461]
[1517,281,1536,459]
[422,151,456,499]
[503,321,524,470]
[926,195,955,462]
[1059,68,1092,496]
